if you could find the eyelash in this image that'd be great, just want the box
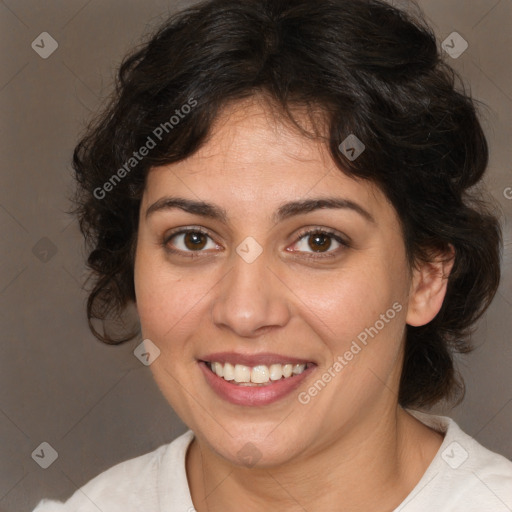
[162,226,350,260]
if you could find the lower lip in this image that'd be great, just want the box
[198,361,316,406]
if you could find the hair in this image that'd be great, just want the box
[70,0,503,409]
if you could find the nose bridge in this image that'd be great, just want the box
[210,245,291,336]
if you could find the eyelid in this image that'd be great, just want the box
[164,225,212,241]
[293,227,350,246]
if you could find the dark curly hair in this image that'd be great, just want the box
[69,0,503,409]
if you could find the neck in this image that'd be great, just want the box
[186,405,443,512]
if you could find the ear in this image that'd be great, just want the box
[406,244,455,327]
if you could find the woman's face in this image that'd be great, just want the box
[134,97,422,466]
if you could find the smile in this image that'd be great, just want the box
[205,361,311,386]
[198,358,317,406]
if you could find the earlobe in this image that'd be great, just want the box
[406,244,455,327]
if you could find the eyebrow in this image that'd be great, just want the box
[145,196,376,225]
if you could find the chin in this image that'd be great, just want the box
[199,424,310,469]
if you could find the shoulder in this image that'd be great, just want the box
[32,430,195,512]
[400,410,512,511]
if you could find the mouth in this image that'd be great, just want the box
[197,355,317,406]
[201,360,315,386]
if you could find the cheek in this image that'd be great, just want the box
[289,262,397,340]
[290,260,408,395]
[133,247,209,346]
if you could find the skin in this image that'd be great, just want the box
[134,95,455,511]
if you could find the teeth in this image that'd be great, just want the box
[223,362,235,380]
[292,364,304,375]
[269,364,283,381]
[234,364,251,383]
[207,361,307,384]
[251,365,269,383]
[212,362,223,378]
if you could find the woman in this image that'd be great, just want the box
[33,0,512,510]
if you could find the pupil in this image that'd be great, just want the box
[310,233,331,252]
[185,232,206,250]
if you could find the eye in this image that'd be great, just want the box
[289,228,349,258]
[163,228,220,256]
[162,226,350,259]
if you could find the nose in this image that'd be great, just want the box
[210,248,292,338]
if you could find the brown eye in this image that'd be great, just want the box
[308,232,332,252]
[290,228,349,258]
[165,229,217,254]
[183,231,207,250]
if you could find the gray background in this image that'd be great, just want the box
[0,1,510,511]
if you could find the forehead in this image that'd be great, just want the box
[142,97,387,220]
[192,97,333,168]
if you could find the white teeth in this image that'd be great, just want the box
[223,362,235,380]
[282,364,293,378]
[207,361,308,384]
[269,364,283,381]
[293,364,305,375]
[212,362,223,377]
[234,364,251,383]
[251,365,270,383]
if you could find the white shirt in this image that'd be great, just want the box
[32,410,512,511]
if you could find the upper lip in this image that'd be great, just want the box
[198,352,315,367]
